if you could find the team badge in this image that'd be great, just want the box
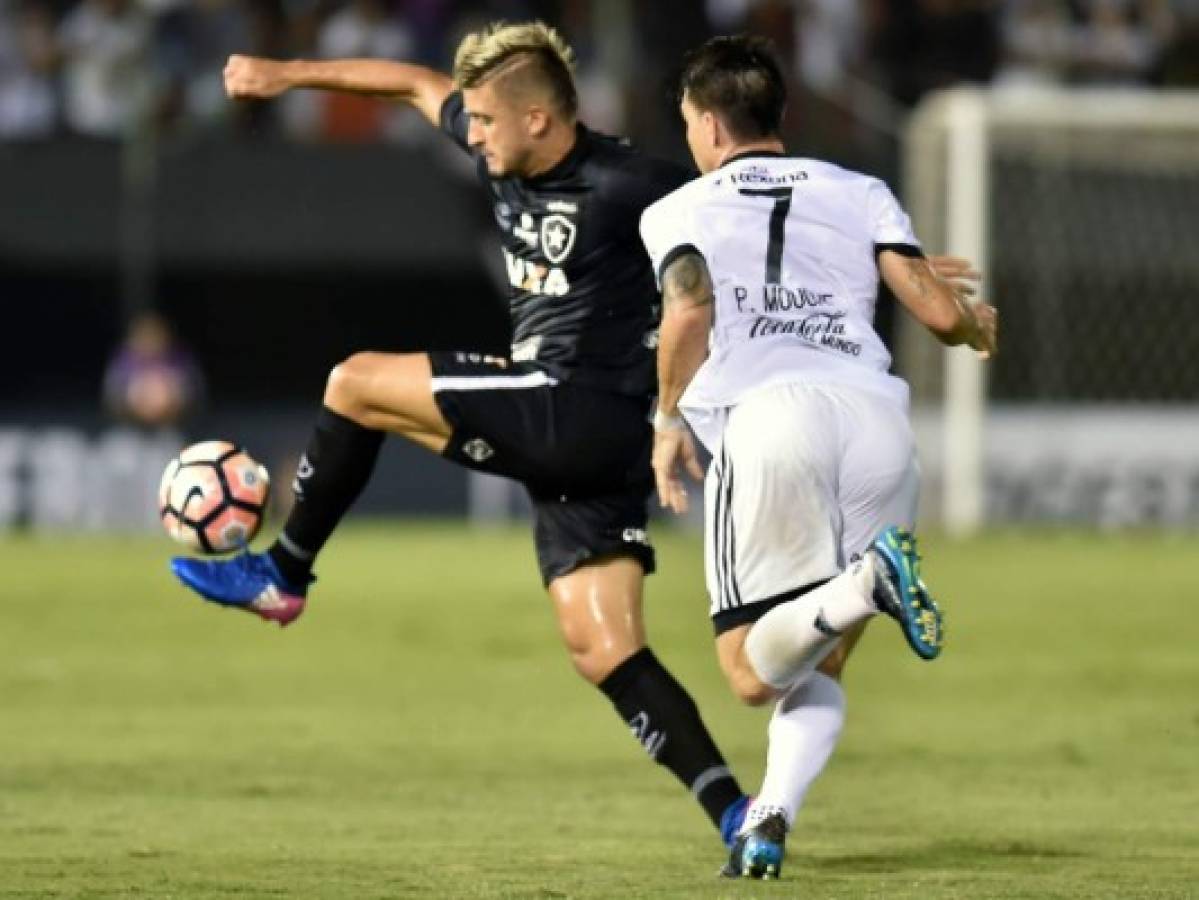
[540,213,577,265]
[462,438,495,463]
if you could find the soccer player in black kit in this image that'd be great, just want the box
[170,21,751,846]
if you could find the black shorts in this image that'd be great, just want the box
[429,351,656,585]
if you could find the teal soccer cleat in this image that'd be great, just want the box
[869,526,944,660]
[720,812,786,880]
[170,552,310,627]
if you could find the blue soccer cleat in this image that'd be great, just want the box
[719,794,752,849]
[170,552,310,627]
[720,812,786,880]
[869,526,944,660]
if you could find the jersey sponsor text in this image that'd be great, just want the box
[748,313,863,356]
[504,247,570,297]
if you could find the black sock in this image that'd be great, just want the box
[598,647,743,831]
[268,406,383,585]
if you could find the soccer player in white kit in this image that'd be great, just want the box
[639,36,998,879]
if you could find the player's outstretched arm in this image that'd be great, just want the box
[880,250,998,358]
[653,251,713,515]
[223,55,453,125]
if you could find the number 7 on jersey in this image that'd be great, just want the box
[738,187,793,284]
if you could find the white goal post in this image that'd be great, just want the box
[901,86,1199,535]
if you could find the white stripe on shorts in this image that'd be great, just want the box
[429,371,558,393]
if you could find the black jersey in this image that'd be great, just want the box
[440,91,692,398]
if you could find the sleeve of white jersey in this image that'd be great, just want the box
[865,180,922,253]
[639,190,700,290]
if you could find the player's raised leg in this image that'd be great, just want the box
[265,351,450,581]
[727,524,944,681]
[549,555,748,842]
[170,352,450,625]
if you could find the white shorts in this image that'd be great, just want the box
[704,381,919,631]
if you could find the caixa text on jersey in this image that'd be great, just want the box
[504,248,570,297]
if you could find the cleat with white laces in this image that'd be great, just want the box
[869,526,944,660]
[170,552,311,627]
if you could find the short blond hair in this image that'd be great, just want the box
[453,21,578,116]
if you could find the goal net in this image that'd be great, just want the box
[900,87,1199,533]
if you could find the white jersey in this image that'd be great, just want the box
[640,152,918,451]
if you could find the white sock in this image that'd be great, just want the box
[742,672,847,833]
[744,555,878,690]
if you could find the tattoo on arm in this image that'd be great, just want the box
[662,252,714,308]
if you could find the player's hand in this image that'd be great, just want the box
[930,255,996,359]
[224,55,291,100]
[652,425,703,516]
[967,299,998,359]
[929,254,981,299]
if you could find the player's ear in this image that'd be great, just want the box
[525,105,550,138]
[700,109,721,150]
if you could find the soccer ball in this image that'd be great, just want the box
[158,441,270,553]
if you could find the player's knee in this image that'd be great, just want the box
[716,628,777,706]
[723,662,776,707]
[567,645,620,685]
[324,354,371,419]
[560,631,637,686]
[732,676,776,707]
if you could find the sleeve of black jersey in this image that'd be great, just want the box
[644,158,697,206]
[438,90,470,153]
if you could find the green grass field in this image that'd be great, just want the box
[2,525,1197,899]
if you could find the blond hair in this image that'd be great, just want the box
[453,21,578,116]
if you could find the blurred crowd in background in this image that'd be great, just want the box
[2,0,1197,156]
[4,1,1197,528]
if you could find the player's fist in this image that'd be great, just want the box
[224,55,291,100]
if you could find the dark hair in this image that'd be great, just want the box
[678,35,786,140]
